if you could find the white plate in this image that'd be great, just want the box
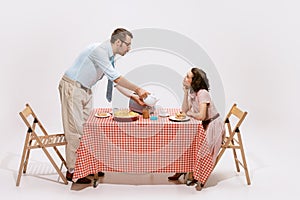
[95,112,111,118]
[169,115,190,122]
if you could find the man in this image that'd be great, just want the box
[58,28,148,184]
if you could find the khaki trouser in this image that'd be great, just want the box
[58,75,93,169]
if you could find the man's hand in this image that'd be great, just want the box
[135,87,149,99]
[131,95,146,106]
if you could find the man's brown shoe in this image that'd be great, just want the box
[89,171,105,177]
[66,171,91,184]
[66,171,73,182]
[75,177,91,184]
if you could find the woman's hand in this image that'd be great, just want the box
[186,110,201,120]
[186,103,208,121]
[182,79,190,92]
[186,110,194,117]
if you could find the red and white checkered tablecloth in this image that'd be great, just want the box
[73,108,214,184]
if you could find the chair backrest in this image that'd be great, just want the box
[19,103,49,138]
[224,103,248,140]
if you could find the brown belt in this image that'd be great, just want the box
[78,84,91,94]
[202,113,220,130]
[62,75,92,94]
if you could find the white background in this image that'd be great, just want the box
[0,0,299,199]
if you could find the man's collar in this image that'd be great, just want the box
[103,40,114,58]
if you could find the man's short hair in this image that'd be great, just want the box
[110,28,133,43]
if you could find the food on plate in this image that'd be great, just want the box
[97,112,109,117]
[113,109,139,117]
[175,111,186,119]
[129,111,139,117]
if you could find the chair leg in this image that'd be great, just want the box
[214,147,224,169]
[231,139,240,172]
[213,137,230,169]
[16,150,27,186]
[57,162,65,182]
[23,148,31,173]
[237,133,251,185]
[53,146,67,168]
[23,138,34,173]
[41,147,68,184]
[16,134,32,187]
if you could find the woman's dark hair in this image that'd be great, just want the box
[190,67,210,93]
[110,28,133,43]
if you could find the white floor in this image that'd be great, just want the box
[1,125,299,200]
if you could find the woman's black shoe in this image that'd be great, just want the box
[168,173,187,180]
[186,178,198,186]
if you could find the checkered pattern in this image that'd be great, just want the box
[73,108,214,184]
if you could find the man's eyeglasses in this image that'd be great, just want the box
[120,40,131,47]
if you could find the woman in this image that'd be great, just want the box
[168,67,225,186]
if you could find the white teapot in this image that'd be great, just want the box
[143,93,159,107]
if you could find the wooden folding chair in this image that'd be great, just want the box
[214,103,251,185]
[16,103,68,186]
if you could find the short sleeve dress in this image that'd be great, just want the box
[189,89,225,162]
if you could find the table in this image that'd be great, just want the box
[73,108,214,188]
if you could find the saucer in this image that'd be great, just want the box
[159,112,169,117]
